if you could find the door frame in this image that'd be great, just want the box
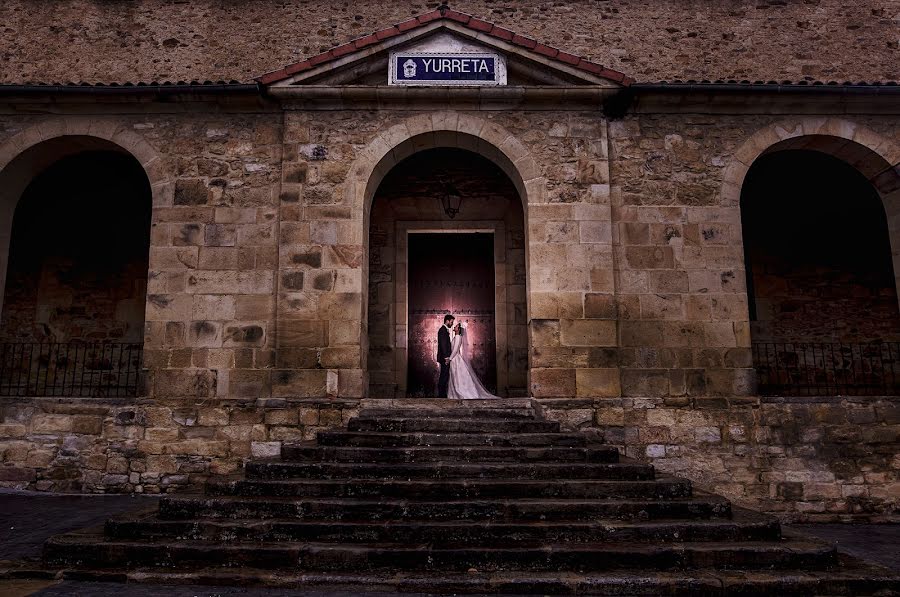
[396,220,507,397]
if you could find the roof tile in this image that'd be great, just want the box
[489,26,514,41]
[512,34,538,49]
[416,10,442,24]
[444,9,471,24]
[397,18,419,32]
[375,26,401,41]
[467,18,493,33]
[533,43,559,58]
[353,34,379,49]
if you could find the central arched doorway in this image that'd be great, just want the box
[367,147,527,398]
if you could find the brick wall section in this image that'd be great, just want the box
[0,0,897,84]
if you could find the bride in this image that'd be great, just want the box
[447,322,500,400]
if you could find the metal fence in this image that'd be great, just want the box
[0,342,143,398]
[752,342,900,396]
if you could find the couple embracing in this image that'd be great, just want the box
[436,313,499,400]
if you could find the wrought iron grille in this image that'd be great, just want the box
[0,342,143,398]
[752,342,900,396]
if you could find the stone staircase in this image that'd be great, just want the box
[43,399,899,595]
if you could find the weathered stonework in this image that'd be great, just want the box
[0,5,896,522]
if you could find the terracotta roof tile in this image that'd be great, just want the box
[255,6,630,86]
[375,26,401,41]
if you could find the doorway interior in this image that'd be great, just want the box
[406,232,496,397]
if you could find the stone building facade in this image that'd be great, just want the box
[0,1,897,522]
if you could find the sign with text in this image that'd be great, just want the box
[389,52,506,86]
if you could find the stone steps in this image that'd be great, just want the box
[48,562,899,596]
[282,444,619,462]
[37,403,900,594]
[44,533,837,572]
[316,430,597,447]
[347,418,560,433]
[354,407,539,420]
[157,494,734,522]
[206,477,689,500]
[106,509,781,544]
[244,460,649,480]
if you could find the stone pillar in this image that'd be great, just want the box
[528,114,620,399]
[274,112,365,400]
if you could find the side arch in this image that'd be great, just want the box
[0,118,170,316]
[720,117,900,206]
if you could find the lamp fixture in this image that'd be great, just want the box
[437,175,463,219]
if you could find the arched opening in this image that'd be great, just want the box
[367,147,527,398]
[0,140,151,397]
[741,141,900,396]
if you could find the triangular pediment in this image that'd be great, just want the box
[258,8,631,89]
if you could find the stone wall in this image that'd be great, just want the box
[541,395,899,522]
[0,102,897,519]
[0,395,895,522]
[607,113,900,398]
[0,397,358,493]
[1,0,897,84]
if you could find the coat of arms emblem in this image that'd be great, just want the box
[402,59,417,78]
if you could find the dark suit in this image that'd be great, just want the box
[436,324,452,397]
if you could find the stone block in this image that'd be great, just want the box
[0,424,27,438]
[278,320,326,348]
[584,294,616,319]
[575,368,621,397]
[561,319,617,347]
[186,271,274,295]
[320,346,362,368]
[530,319,561,348]
[174,179,210,206]
[530,368,576,398]
[32,414,72,434]
[71,416,103,435]
[198,408,229,426]
[318,293,362,321]
[251,441,282,459]
[625,246,674,269]
[338,369,365,397]
[153,369,217,398]
[272,369,328,398]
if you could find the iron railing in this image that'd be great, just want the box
[0,342,143,398]
[752,342,900,396]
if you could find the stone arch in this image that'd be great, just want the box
[722,118,900,299]
[345,112,544,219]
[0,118,169,317]
[347,112,543,395]
[720,117,900,207]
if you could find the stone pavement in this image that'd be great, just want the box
[0,491,897,596]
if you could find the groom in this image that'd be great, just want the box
[436,313,454,398]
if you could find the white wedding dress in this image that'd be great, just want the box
[447,328,500,400]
